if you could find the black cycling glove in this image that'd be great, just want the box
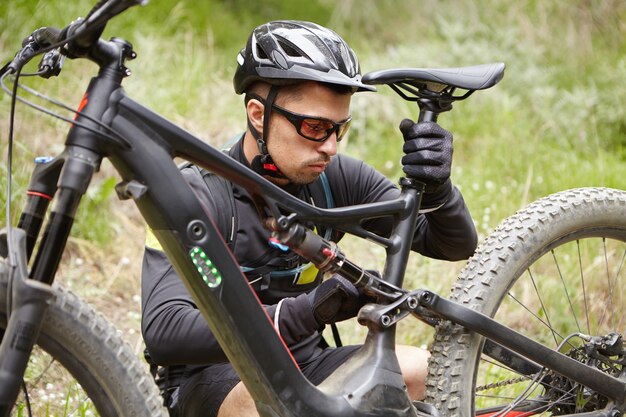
[267,275,364,347]
[400,119,453,194]
[307,275,361,325]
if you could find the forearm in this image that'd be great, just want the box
[143,296,318,365]
[411,184,478,260]
[142,303,228,365]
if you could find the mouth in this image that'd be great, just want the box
[307,163,327,173]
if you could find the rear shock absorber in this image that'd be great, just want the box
[272,221,404,300]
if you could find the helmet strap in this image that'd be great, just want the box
[248,85,285,178]
[250,153,286,179]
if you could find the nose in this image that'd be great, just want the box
[318,133,338,157]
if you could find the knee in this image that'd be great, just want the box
[218,382,259,417]
[396,345,430,401]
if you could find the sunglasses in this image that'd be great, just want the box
[248,94,352,142]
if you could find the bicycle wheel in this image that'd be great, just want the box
[0,275,168,417]
[427,187,626,417]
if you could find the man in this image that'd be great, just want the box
[142,20,477,417]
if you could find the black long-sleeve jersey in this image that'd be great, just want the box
[141,138,477,368]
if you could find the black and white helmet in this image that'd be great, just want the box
[233,20,375,94]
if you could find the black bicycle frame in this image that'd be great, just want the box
[2,33,625,417]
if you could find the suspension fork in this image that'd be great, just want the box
[29,147,100,283]
[0,146,100,415]
[16,156,64,261]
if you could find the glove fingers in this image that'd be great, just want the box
[402,167,448,184]
[402,151,446,167]
[310,275,360,325]
[402,138,444,154]
[399,120,449,138]
[399,119,453,193]
[399,118,416,135]
[313,291,344,323]
[332,275,359,298]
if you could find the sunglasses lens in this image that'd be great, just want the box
[300,119,335,141]
[336,119,351,142]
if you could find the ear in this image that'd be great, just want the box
[246,98,265,134]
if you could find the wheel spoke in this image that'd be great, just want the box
[577,240,592,335]
[597,238,612,331]
[551,250,581,333]
[507,289,571,349]
[610,247,625,332]
[527,269,559,347]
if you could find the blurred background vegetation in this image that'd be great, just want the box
[1,0,625,349]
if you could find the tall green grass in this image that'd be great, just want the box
[1,0,625,349]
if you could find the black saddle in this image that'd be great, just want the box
[362,63,505,118]
[362,62,505,91]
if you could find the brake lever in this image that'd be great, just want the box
[38,49,65,79]
[4,27,63,74]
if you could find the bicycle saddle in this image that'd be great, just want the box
[362,62,505,91]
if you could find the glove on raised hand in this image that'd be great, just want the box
[307,275,361,325]
[400,119,453,194]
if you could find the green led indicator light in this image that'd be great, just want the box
[189,247,222,288]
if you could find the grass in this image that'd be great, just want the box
[15,347,98,417]
[1,0,625,410]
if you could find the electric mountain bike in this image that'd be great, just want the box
[1,1,625,416]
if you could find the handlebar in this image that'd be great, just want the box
[2,0,146,76]
[62,0,146,57]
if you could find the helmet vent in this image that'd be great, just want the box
[256,44,269,60]
[278,39,306,59]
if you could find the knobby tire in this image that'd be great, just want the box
[427,187,626,417]
[0,277,168,417]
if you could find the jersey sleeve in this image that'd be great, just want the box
[142,247,321,365]
[327,155,477,261]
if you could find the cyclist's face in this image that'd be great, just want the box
[267,82,352,185]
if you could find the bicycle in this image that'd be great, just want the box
[1,1,624,416]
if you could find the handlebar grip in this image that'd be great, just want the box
[85,0,111,21]
[83,0,146,28]
[65,0,146,53]
[22,27,62,48]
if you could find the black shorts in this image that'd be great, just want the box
[175,345,360,417]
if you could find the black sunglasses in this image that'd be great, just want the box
[247,93,352,142]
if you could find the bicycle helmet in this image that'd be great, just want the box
[235,21,374,179]
[234,20,376,94]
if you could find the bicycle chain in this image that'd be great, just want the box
[475,376,532,392]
